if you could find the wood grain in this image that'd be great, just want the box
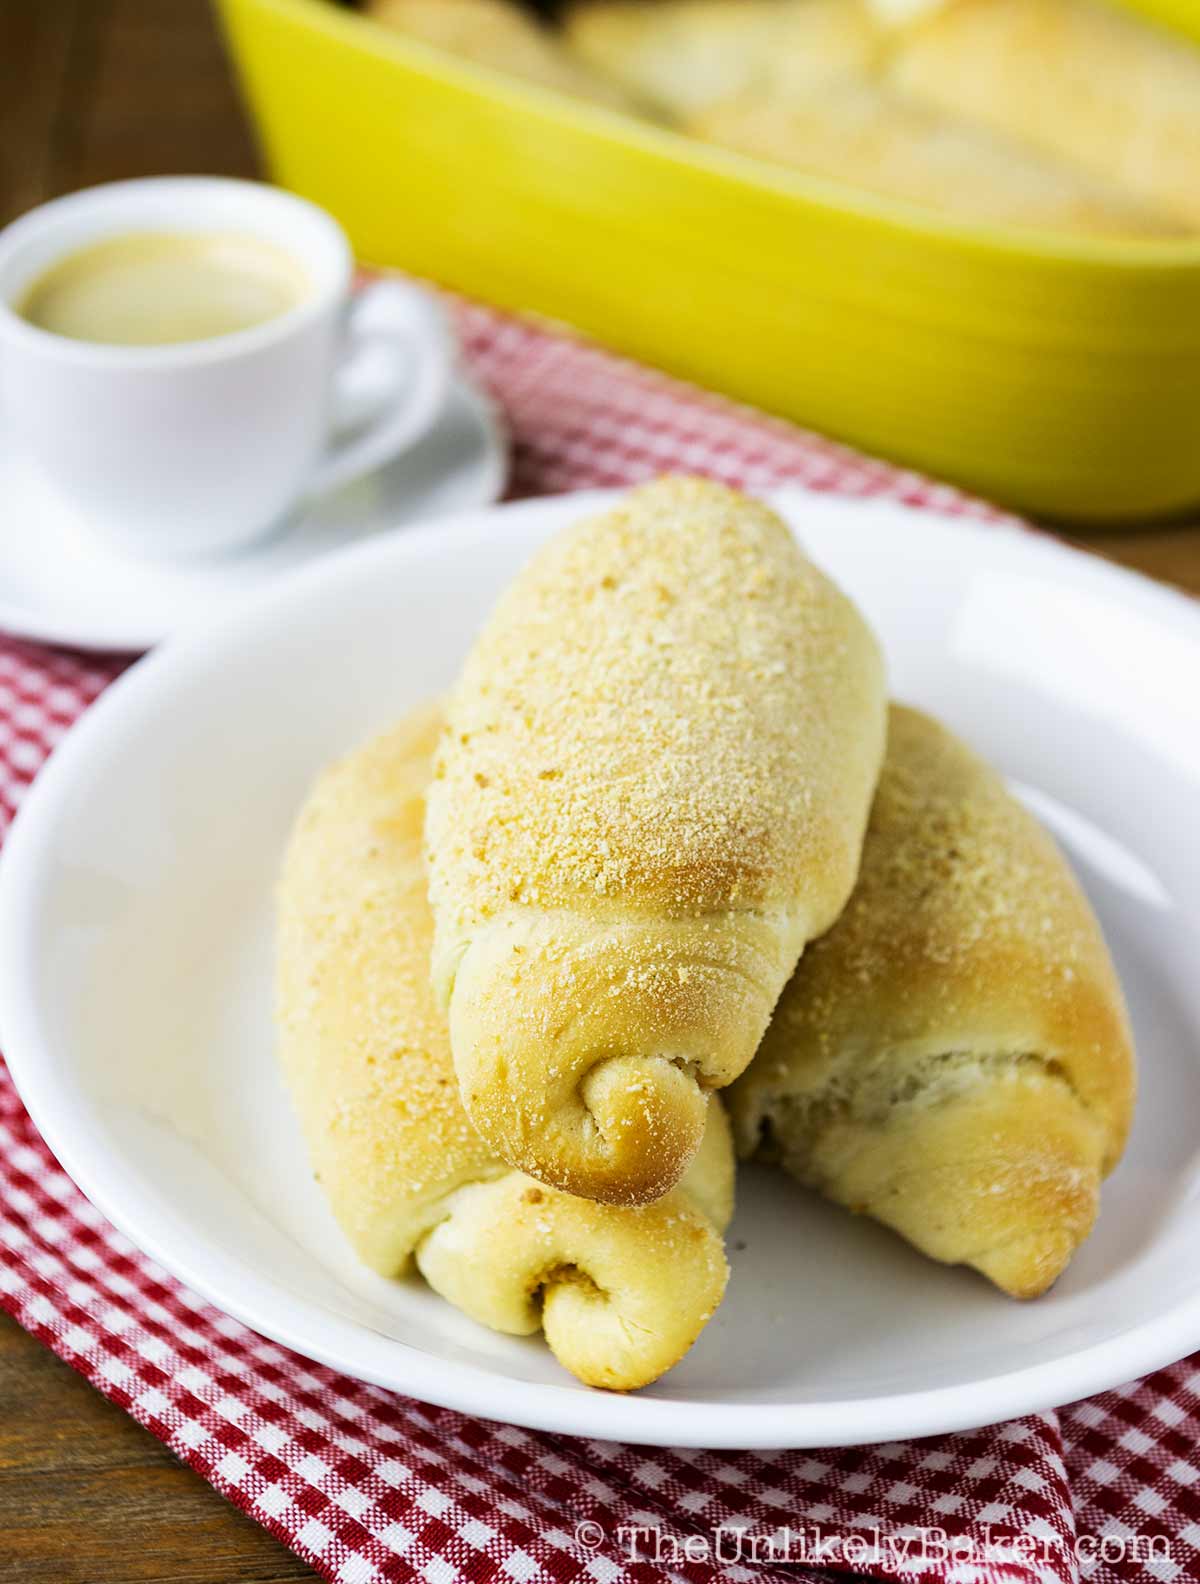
[0,1,87,222]
[0,0,258,223]
[1068,523,1200,599]
[0,1310,315,1582]
[1,3,1198,1581]
[1,12,312,1576]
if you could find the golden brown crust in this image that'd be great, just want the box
[730,704,1136,1298]
[888,0,1200,229]
[365,0,644,112]
[690,81,1181,238]
[425,477,886,1204]
[564,0,881,119]
[276,706,732,1390]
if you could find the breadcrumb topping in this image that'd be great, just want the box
[426,476,886,945]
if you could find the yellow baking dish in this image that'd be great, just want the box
[216,0,1200,525]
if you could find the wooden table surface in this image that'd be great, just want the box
[3,3,1200,1580]
[3,5,324,1579]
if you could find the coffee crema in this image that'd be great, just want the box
[17,230,310,347]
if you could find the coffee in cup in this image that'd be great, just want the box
[0,178,453,558]
[16,230,311,347]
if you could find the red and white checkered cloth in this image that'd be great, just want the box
[0,296,1194,1584]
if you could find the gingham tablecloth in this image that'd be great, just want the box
[0,296,1194,1584]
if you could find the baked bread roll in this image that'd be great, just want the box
[564,0,881,119]
[365,0,643,112]
[730,705,1136,1299]
[277,703,732,1391]
[865,0,946,22]
[889,0,1200,230]
[425,477,887,1206]
[691,80,1180,237]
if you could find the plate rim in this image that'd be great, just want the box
[3,486,1200,1449]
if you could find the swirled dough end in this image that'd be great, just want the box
[731,704,1135,1299]
[277,707,735,1387]
[427,476,886,1203]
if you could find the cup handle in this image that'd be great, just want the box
[307,280,453,499]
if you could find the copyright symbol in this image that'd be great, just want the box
[575,1520,605,1550]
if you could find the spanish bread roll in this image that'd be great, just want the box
[889,0,1200,230]
[690,80,1180,238]
[564,0,881,119]
[730,705,1136,1299]
[276,704,732,1391]
[366,0,644,112]
[865,0,946,22]
[425,477,887,1206]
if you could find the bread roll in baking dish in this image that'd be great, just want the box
[691,79,1180,237]
[366,0,642,110]
[889,0,1200,229]
[730,705,1135,1299]
[425,478,886,1206]
[564,0,880,118]
[276,704,732,1391]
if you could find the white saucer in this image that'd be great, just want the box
[3,489,1200,1448]
[0,375,507,652]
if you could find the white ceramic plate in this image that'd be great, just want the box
[0,374,506,652]
[2,488,1199,1450]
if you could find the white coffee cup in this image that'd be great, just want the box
[0,178,452,558]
